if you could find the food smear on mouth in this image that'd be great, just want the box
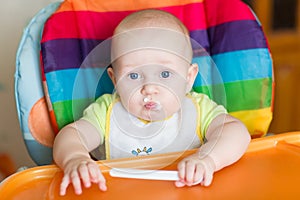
[145,101,161,111]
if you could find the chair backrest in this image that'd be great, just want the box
[15,0,274,165]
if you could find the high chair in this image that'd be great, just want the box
[15,0,273,166]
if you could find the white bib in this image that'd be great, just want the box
[105,97,202,159]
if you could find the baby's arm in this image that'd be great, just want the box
[53,119,107,195]
[176,114,251,187]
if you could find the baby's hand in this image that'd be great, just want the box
[175,153,216,187]
[60,158,107,196]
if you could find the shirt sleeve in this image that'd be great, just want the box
[81,94,113,145]
[190,92,228,138]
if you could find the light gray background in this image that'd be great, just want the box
[0,0,60,169]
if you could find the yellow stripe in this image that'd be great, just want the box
[57,0,204,12]
[230,107,273,138]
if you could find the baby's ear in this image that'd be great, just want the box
[186,63,199,92]
[107,67,117,86]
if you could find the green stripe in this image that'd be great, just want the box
[52,98,94,129]
[53,78,273,128]
[193,78,272,112]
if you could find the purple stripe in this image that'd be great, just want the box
[41,20,267,73]
[208,20,268,55]
[190,30,210,54]
[41,30,209,73]
[41,39,105,73]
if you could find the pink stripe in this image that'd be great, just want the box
[42,3,206,42]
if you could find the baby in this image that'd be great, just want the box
[53,9,251,196]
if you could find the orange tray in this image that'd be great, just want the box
[1,132,300,200]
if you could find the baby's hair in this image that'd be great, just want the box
[114,9,190,38]
[111,9,193,64]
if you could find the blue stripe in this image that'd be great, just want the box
[193,48,272,86]
[45,68,113,102]
[208,20,268,55]
[46,48,272,102]
[193,56,220,87]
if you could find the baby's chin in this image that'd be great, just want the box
[138,111,174,122]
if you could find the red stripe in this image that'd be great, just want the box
[42,11,129,42]
[204,0,256,26]
[42,0,256,42]
[42,3,206,42]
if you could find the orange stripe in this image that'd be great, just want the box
[57,0,204,12]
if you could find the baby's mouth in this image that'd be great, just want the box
[144,101,162,111]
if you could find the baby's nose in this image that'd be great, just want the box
[141,84,159,95]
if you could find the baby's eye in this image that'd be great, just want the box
[129,72,140,80]
[160,71,171,78]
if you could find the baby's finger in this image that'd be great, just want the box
[87,162,101,182]
[202,169,213,186]
[60,175,71,196]
[177,161,186,181]
[174,180,186,187]
[78,163,91,188]
[98,181,108,191]
[185,162,196,185]
[87,163,107,191]
[193,164,205,185]
[70,170,83,195]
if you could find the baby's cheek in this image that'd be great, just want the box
[162,98,181,116]
[122,95,141,111]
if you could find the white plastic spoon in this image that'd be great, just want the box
[109,168,179,181]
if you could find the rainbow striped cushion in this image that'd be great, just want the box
[41,0,273,138]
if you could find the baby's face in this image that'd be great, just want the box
[110,49,194,121]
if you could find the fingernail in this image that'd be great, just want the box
[75,189,82,195]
